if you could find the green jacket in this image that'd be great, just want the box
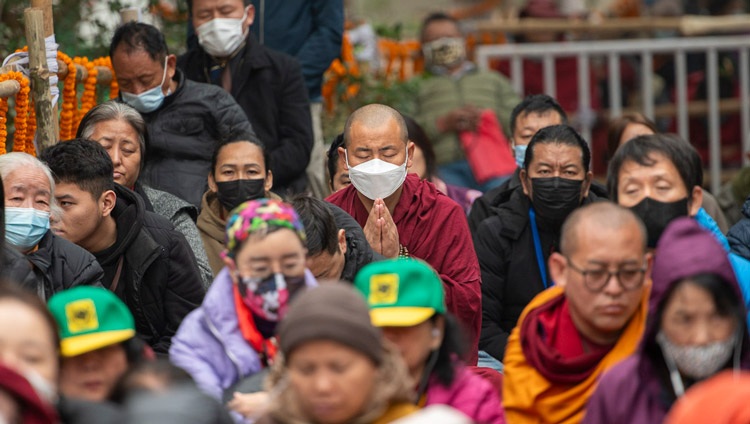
[415,67,520,165]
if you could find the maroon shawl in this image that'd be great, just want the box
[327,174,481,364]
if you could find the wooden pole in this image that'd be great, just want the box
[30,0,59,142]
[24,8,56,151]
[120,8,140,23]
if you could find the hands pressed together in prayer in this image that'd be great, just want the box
[364,198,400,258]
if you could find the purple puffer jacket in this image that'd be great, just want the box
[425,364,505,424]
[169,268,317,403]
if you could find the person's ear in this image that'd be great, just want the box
[265,170,274,193]
[223,255,239,284]
[337,229,347,255]
[100,190,117,218]
[581,171,593,198]
[406,141,415,169]
[642,251,654,289]
[207,172,217,193]
[520,168,531,197]
[338,147,349,170]
[165,54,177,84]
[244,4,255,29]
[430,316,445,350]
[548,252,568,288]
[688,185,703,217]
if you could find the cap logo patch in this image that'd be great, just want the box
[370,274,399,305]
[65,299,99,333]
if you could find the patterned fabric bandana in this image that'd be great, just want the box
[224,198,306,258]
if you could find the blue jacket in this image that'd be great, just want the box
[170,268,317,422]
[696,208,750,325]
[250,0,344,100]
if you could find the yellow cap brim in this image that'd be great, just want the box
[60,329,136,357]
[370,307,436,327]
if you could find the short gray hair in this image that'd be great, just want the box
[0,152,61,219]
[78,100,147,156]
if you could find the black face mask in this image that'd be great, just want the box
[215,178,266,212]
[629,197,689,248]
[530,177,584,228]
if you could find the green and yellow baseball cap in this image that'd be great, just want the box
[354,258,446,327]
[48,286,136,357]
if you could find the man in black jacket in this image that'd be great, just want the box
[110,22,255,208]
[291,195,381,282]
[0,153,103,300]
[468,94,568,233]
[474,125,603,371]
[179,0,313,196]
[40,139,205,354]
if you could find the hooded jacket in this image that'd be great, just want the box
[169,267,317,417]
[178,33,313,195]
[424,364,505,424]
[584,218,750,424]
[96,185,205,354]
[26,231,104,301]
[139,69,255,208]
[728,195,750,260]
[475,185,603,361]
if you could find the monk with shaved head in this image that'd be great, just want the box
[502,202,653,424]
[326,103,482,364]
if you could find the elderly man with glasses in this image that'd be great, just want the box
[502,201,653,424]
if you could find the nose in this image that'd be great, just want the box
[602,271,624,296]
[313,371,334,394]
[110,148,121,166]
[692,321,713,345]
[78,351,102,371]
[0,349,21,371]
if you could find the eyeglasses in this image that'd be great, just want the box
[566,258,647,292]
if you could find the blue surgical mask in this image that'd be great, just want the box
[514,144,528,169]
[121,57,169,113]
[5,207,50,251]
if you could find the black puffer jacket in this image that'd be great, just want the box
[25,232,104,301]
[96,185,205,354]
[328,203,383,282]
[728,195,750,260]
[178,33,313,195]
[139,69,255,208]
[475,186,603,361]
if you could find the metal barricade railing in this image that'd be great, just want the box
[476,36,750,194]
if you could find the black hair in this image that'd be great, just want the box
[523,124,590,172]
[290,195,339,256]
[606,113,658,161]
[39,138,115,200]
[327,133,345,189]
[110,359,194,404]
[402,115,437,180]
[109,21,169,63]
[510,94,568,136]
[186,0,251,13]
[428,314,467,387]
[419,12,460,41]
[607,133,699,203]
[209,129,269,177]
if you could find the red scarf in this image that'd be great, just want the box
[233,284,277,366]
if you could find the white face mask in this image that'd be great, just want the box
[196,7,249,58]
[345,151,408,200]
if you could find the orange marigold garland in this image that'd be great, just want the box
[58,51,77,140]
[0,96,8,154]
[77,58,97,130]
[11,72,31,154]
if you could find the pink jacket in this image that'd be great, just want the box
[425,365,505,424]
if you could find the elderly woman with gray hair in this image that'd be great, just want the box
[76,101,213,287]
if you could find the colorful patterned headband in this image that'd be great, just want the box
[224,199,306,257]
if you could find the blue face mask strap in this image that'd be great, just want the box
[529,207,549,289]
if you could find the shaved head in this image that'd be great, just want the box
[560,202,647,256]
[343,104,408,147]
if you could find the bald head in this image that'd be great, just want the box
[343,104,408,147]
[560,202,647,257]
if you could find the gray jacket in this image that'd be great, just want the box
[138,183,213,288]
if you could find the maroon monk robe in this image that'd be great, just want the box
[327,173,481,365]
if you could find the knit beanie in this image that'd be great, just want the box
[650,217,740,313]
[278,283,383,365]
[224,198,306,258]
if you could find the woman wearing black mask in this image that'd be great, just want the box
[475,124,601,372]
[198,131,274,276]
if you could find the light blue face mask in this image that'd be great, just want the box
[513,144,528,169]
[5,207,50,252]
[121,57,169,113]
